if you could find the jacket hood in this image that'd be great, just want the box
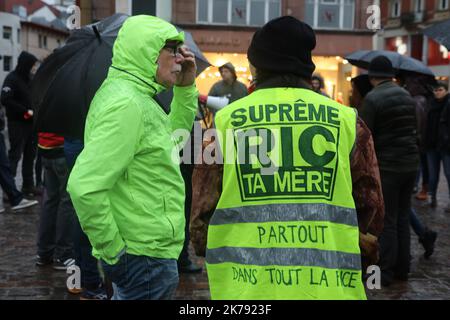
[110,15,184,95]
[219,62,237,81]
[15,51,38,78]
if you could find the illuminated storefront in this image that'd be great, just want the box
[173,0,373,106]
[196,52,357,106]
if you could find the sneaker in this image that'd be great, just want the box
[429,196,437,208]
[53,258,76,271]
[80,285,108,300]
[11,199,38,211]
[68,287,83,294]
[0,206,5,213]
[419,230,437,259]
[36,255,53,266]
[415,189,428,201]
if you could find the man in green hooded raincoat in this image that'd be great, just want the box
[67,15,198,300]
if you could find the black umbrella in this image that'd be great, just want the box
[177,27,210,77]
[345,50,434,77]
[32,14,210,139]
[32,13,127,139]
[423,19,450,50]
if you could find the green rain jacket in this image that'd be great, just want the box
[67,15,198,265]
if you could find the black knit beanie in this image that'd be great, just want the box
[247,16,316,79]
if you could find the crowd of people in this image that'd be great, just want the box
[0,14,447,300]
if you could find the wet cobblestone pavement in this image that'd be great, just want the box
[0,176,449,300]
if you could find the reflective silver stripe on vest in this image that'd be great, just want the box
[210,203,357,227]
[206,247,361,271]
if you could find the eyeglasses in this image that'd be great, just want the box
[163,43,182,57]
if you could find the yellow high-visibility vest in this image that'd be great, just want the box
[206,87,366,300]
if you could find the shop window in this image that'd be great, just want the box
[198,0,209,22]
[212,0,228,23]
[410,35,423,61]
[438,0,449,11]
[39,34,47,49]
[414,0,424,12]
[428,38,449,66]
[197,0,280,26]
[250,0,265,26]
[385,36,408,55]
[3,56,12,72]
[3,26,12,40]
[232,0,247,25]
[390,0,401,18]
[304,0,355,30]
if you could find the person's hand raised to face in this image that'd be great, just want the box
[156,41,197,88]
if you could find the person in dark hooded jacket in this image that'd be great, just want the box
[1,51,40,196]
[425,81,450,209]
[208,62,248,109]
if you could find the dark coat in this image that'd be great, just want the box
[208,79,248,104]
[361,80,419,172]
[0,51,37,123]
[413,95,429,153]
[425,95,448,151]
[437,94,450,153]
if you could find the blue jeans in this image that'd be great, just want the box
[415,152,429,188]
[427,150,450,197]
[64,138,102,289]
[410,208,425,238]
[101,253,179,300]
[37,156,74,260]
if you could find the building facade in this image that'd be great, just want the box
[173,0,376,103]
[0,12,22,85]
[1,0,70,78]
[375,0,450,83]
[77,0,377,104]
[76,0,171,24]
[20,21,69,61]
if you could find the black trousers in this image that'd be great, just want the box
[378,170,417,283]
[179,163,194,264]
[0,132,23,205]
[37,157,74,260]
[7,121,37,189]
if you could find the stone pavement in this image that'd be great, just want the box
[0,176,449,300]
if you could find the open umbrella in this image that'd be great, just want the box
[423,19,450,50]
[32,14,210,139]
[31,13,127,139]
[177,27,210,77]
[345,50,434,77]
